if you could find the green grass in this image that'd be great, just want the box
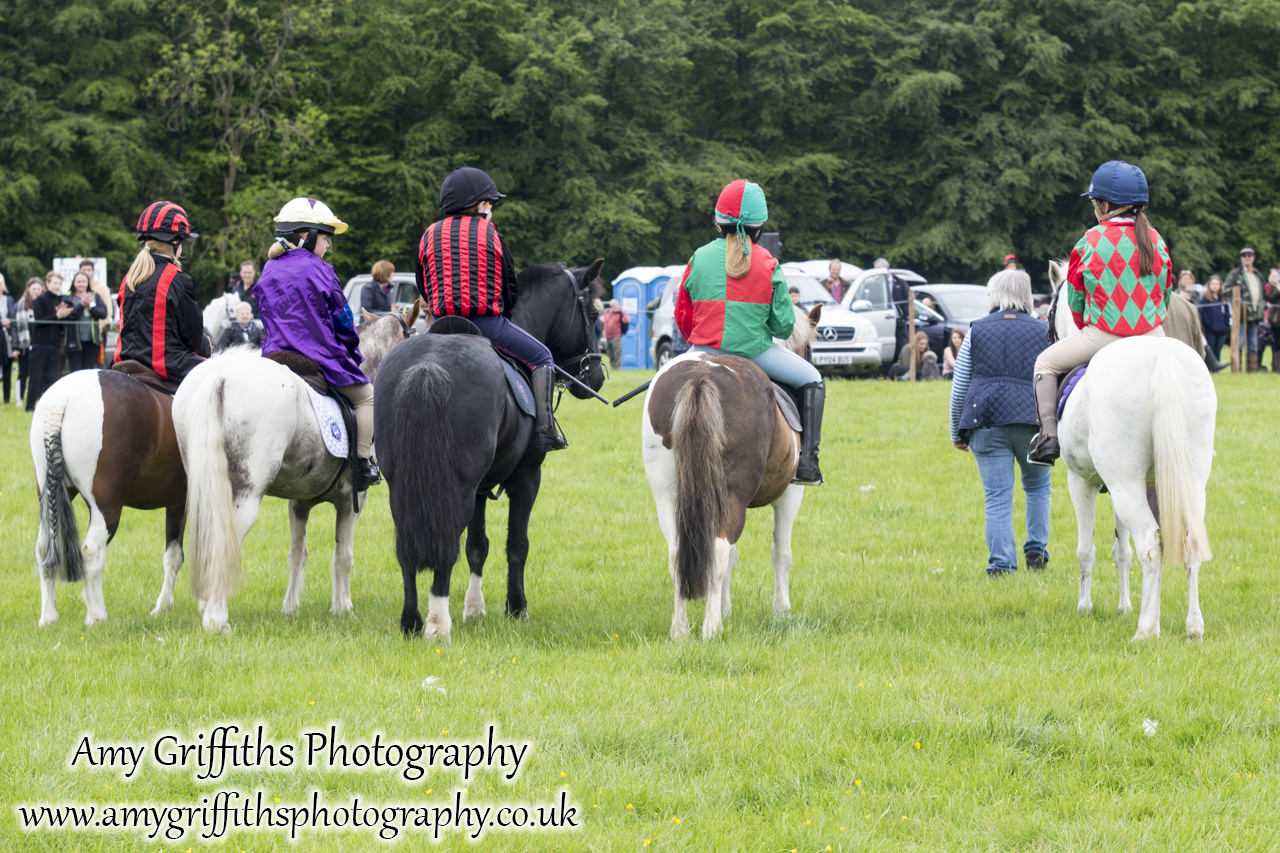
[2,369,1279,850]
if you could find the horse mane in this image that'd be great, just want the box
[783,304,821,357]
[1046,259,1069,343]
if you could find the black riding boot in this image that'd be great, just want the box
[353,456,382,491]
[792,382,825,485]
[531,366,568,452]
[1204,346,1228,374]
[1027,373,1060,466]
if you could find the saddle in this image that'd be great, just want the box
[426,316,536,417]
[111,360,179,396]
[772,383,803,433]
[266,350,359,467]
[1055,363,1088,421]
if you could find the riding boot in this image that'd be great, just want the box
[353,456,382,491]
[1027,373,1060,466]
[530,366,568,452]
[792,382,825,485]
[1247,352,1264,372]
[1204,347,1228,374]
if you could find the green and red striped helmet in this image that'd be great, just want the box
[714,179,768,227]
[135,201,198,242]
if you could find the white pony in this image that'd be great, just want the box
[171,309,412,633]
[1047,260,1216,639]
[202,292,241,342]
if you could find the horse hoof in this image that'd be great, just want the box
[670,625,689,640]
[1077,603,1093,615]
[401,614,424,636]
[202,618,231,634]
[38,615,59,628]
[462,605,486,621]
[84,613,106,627]
[1131,627,1159,641]
[331,603,354,617]
[1119,602,1133,614]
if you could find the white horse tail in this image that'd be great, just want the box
[183,373,242,602]
[1150,353,1211,566]
[671,375,728,600]
[33,392,83,582]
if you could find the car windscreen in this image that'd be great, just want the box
[785,272,838,305]
[935,288,990,320]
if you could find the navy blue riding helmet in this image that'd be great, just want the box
[1081,160,1148,205]
[439,167,506,215]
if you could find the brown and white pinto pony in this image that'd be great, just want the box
[31,368,186,626]
[641,304,820,639]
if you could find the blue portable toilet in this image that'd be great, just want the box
[611,265,687,369]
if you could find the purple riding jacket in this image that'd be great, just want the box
[257,249,366,387]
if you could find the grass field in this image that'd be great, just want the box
[1,368,1278,850]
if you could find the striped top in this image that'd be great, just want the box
[418,215,517,317]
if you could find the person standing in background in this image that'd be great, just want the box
[600,298,629,369]
[1198,274,1230,363]
[821,258,846,301]
[361,259,395,320]
[13,277,41,405]
[0,273,13,404]
[1225,248,1264,371]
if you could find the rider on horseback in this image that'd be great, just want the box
[675,179,826,485]
[256,197,383,491]
[417,166,567,452]
[1028,160,1173,465]
[114,201,211,389]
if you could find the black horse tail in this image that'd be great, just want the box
[35,395,84,583]
[383,361,469,571]
[671,375,728,600]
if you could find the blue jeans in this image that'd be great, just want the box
[1235,320,1260,356]
[1204,331,1226,361]
[968,424,1051,572]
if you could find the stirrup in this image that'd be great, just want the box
[1026,433,1058,466]
[353,457,382,490]
[792,459,824,486]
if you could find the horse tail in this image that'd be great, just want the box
[382,361,469,571]
[1150,353,1211,566]
[671,375,728,600]
[182,373,242,602]
[34,392,83,583]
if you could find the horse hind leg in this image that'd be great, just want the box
[701,537,733,640]
[463,495,488,621]
[425,568,453,643]
[329,500,355,616]
[722,545,738,620]
[1109,482,1162,640]
[79,500,112,626]
[282,501,311,615]
[1067,471,1098,615]
[152,506,185,616]
[1111,513,1134,615]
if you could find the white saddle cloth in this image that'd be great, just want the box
[304,384,348,458]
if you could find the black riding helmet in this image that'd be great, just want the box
[439,167,506,215]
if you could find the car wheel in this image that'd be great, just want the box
[655,340,672,368]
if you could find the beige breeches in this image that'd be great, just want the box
[335,382,374,457]
[1034,324,1164,376]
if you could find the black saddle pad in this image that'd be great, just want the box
[772,383,802,433]
[426,317,535,417]
[428,315,482,336]
[1056,363,1088,420]
[111,360,178,396]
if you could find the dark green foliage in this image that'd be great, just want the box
[2,0,1279,297]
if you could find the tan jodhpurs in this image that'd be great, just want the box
[1034,324,1165,376]
[335,382,374,457]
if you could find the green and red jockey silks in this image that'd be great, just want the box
[713,179,768,227]
[1066,218,1173,336]
[675,238,794,358]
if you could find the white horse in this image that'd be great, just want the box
[202,292,241,342]
[172,309,413,633]
[1047,260,1216,639]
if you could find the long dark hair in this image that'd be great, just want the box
[1132,207,1155,276]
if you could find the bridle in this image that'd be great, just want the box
[1046,284,1061,344]
[553,267,604,386]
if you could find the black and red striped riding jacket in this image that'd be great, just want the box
[416,215,519,317]
[113,253,211,381]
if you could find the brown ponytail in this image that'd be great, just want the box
[1132,208,1155,277]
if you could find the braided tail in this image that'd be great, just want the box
[37,405,83,582]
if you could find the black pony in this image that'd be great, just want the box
[374,260,605,640]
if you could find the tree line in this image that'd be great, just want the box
[3,0,1279,298]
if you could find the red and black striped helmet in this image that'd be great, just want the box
[135,201,198,242]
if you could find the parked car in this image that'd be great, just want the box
[782,270,881,376]
[650,265,880,376]
[910,283,989,335]
[841,267,933,363]
[343,272,424,328]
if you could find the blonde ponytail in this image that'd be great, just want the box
[267,234,300,261]
[724,233,752,279]
[125,240,181,291]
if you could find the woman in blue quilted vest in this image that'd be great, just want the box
[948,269,1051,577]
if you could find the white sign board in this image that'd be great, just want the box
[53,257,109,289]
